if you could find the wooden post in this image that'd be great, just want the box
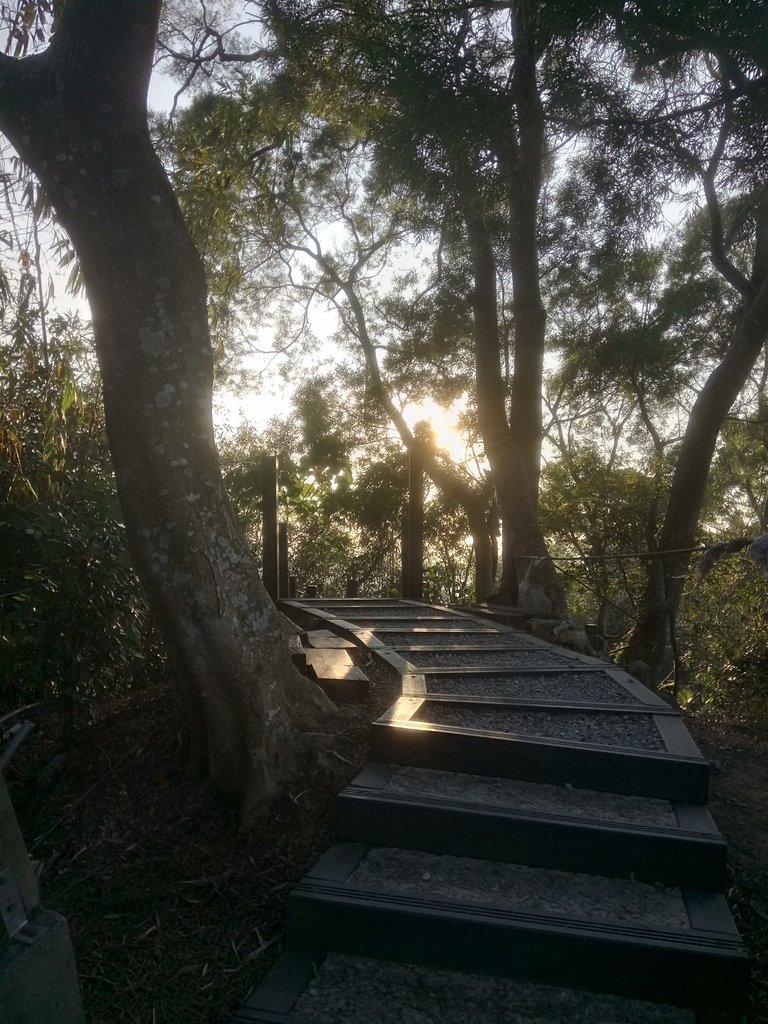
[278,522,289,599]
[401,512,408,597]
[261,455,279,600]
[405,453,424,601]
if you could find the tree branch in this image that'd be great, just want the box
[751,217,768,289]
[549,74,768,132]
[700,110,757,300]
[0,52,23,105]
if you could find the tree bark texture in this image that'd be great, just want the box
[506,2,547,505]
[624,278,768,678]
[449,3,565,614]
[0,0,334,828]
[467,210,567,614]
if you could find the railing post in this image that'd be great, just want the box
[261,455,279,600]
[278,522,289,599]
[404,453,424,601]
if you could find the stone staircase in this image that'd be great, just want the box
[228,599,750,1024]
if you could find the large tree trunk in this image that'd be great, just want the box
[624,278,768,679]
[466,210,567,614]
[454,3,566,615]
[506,2,547,506]
[0,0,334,829]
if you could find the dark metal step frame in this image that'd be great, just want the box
[286,843,749,1013]
[397,666,672,708]
[228,949,319,1023]
[371,697,709,803]
[336,763,727,889]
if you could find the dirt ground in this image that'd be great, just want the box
[5,677,768,1023]
[7,655,402,1024]
[687,713,768,1022]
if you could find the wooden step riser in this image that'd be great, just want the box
[335,792,728,890]
[287,886,749,1013]
[371,722,710,803]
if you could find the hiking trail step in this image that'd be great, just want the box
[227,598,749,1022]
[286,842,748,1011]
[336,762,727,889]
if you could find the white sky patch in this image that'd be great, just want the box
[403,397,471,466]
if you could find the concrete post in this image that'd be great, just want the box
[0,772,38,916]
[1,772,84,1023]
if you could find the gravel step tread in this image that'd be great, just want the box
[293,953,695,1024]
[373,631,514,646]
[332,611,465,620]
[365,619,494,630]
[392,634,545,649]
[403,648,578,666]
[421,672,633,702]
[345,847,689,929]
[415,703,666,750]
[381,766,678,826]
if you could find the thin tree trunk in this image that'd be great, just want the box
[338,279,496,600]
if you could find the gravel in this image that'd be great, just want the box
[346,848,689,928]
[306,601,411,609]
[333,610,461,619]
[370,619,489,631]
[348,617,469,629]
[416,629,543,647]
[414,703,666,749]
[423,671,636,703]
[383,767,677,826]
[375,631,510,646]
[294,953,695,1023]
[403,648,575,667]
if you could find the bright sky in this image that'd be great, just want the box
[1,61,473,469]
[147,52,475,460]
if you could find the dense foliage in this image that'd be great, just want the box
[219,375,477,604]
[0,303,163,726]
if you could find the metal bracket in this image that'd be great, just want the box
[0,868,36,944]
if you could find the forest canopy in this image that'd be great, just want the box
[2,0,768,811]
